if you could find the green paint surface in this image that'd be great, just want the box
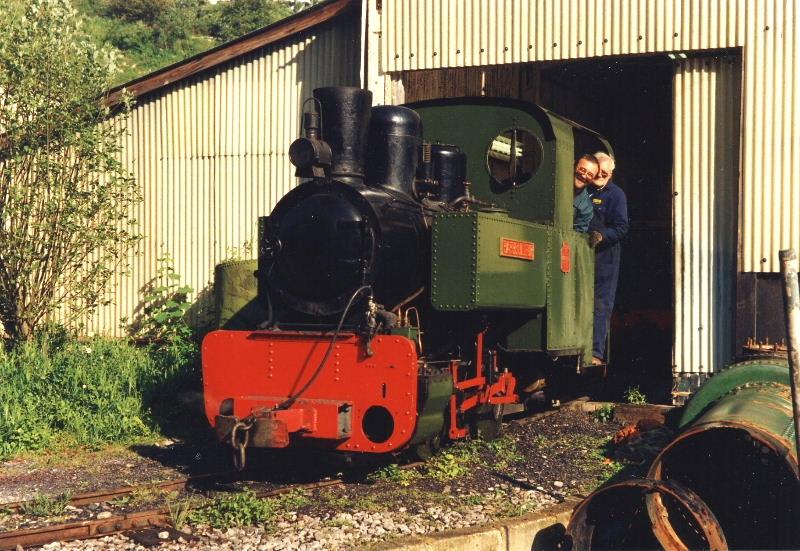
[431,211,548,310]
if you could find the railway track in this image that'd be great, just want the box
[1,472,227,516]
[1,399,669,550]
[0,473,348,550]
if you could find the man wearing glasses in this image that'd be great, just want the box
[588,152,629,367]
[573,154,598,233]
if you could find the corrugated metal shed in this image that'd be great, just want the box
[673,56,740,375]
[87,7,361,335]
[380,0,799,274]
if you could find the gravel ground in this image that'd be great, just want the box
[2,407,626,551]
[0,438,226,506]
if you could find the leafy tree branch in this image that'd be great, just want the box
[0,0,141,341]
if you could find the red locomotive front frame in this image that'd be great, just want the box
[202,330,419,453]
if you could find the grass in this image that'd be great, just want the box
[0,328,198,461]
[368,463,419,487]
[526,431,625,493]
[188,489,310,530]
[352,494,386,513]
[166,492,198,529]
[422,435,523,482]
[492,497,536,518]
[317,491,350,510]
[20,493,71,517]
[110,484,170,509]
[569,434,626,491]
[322,516,357,529]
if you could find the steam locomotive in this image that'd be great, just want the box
[202,87,610,467]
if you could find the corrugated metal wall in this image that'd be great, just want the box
[673,57,741,375]
[382,0,745,70]
[380,0,799,273]
[88,17,360,335]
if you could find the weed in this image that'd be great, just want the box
[394,488,452,505]
[484,435,523,467]
[422,436,524,482]
[109,484,168,510]
[567,434,625,491]
[277,489,311,511]
[462,494,485,506]
[223,241,253,262]
[318,492,350,510]
[594,404,615,423]
[424,449,474,482]
[109,495,131,508]
[20,493,71,517]
[368,463,419,487]
[529,434,548,447]
[493,498,535,518]
[126,255,194,345]
[188,488,309,530]
[425,440,483,482]
[188,489,277,529]
[322,516,356,529]
[166,492,197,529]
[352,494,386,512]
[624,386,647,405]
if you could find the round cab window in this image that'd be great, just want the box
[486,128,542,188]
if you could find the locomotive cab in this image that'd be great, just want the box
[202,87,611,466]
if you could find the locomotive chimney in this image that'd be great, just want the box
[312,87,373,185]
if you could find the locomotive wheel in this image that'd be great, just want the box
[470,403,504,440]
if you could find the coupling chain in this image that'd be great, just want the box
[230,419,255,471]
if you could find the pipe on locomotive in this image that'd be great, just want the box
[273,284,373,411]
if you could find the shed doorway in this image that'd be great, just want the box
[539,54,741,403]
[537,56,676,402]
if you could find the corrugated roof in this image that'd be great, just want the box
[104,0,358,106]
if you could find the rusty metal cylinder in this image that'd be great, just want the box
[566,479,727,550]
[649,360,800,550]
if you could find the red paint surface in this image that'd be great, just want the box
[561,241,571,273]
[500,237,535,261]
[202,330,419,453]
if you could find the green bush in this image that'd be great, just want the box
[103,0,175,24]
[0,328,195,460]
[0,0,141,341]
[203,0,292,43]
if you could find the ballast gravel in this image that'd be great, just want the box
[39,492,553,551]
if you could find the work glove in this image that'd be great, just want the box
[589,231,603,248]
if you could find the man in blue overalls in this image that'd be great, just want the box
[588,152,629,366]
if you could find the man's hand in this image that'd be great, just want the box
[589,231,603,248]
